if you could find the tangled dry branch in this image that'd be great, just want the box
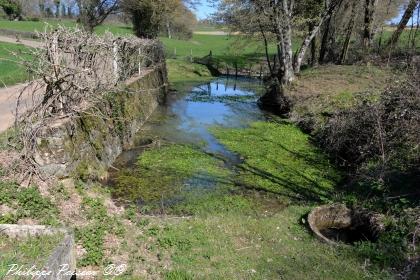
[11,26,165,182]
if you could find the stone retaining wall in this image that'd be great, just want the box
[33,64,168,179]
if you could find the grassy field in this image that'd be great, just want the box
[0,19,275,61]
[0,41,31,86]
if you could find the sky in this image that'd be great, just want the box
[193,1,419,24]
[194,0,217,20]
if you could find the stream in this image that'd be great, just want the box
[108,76,271,208]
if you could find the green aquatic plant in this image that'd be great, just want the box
[211,121,341,202]
[113,144,231,204]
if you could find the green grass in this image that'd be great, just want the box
[211,121,341,202]
[194,23,226,32]
[147,205,392,280]
[376,30,420,51]
[111,119,392,278]
[167,59,213,86]
[0,233,64,278]
[0,41,32,86]
[162,34,279,67]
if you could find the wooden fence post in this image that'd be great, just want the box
[113,40,119,82]
[138,47,141,76]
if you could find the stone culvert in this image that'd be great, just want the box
[308,204,385,245]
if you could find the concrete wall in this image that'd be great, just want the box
[33,65,168,179]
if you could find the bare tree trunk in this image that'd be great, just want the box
[280,0,295,84]
[293,0,342,74]
[166,20,172,39]
[258,20,273,76]
[339,1,358,64]
[386,0,419,48]
[362,0,378,49]
[309,23,318,67]
[319,16,332,64]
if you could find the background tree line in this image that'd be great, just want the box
[0,0,198,39]
[215,0,419,108]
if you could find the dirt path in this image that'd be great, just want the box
[0,36,44,133]
[0,82,43,133]
[0,35,43,48]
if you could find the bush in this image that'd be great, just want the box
[122,0,160,38]
[0,0,22,20]
[318,72,420,177]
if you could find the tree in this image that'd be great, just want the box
[0,0,22,19]
[76,0,119,33]
[54,0,60,17]
[121,0,160,38]
[161,0,197,39]
[122,0,196,39]
[362,0,379,49]
[386,0,419,47]
[339,0,359,64]
[217,0,343,110]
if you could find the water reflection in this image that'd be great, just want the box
[112,76,266,168]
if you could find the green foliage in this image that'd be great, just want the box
[125,205,137,223]
[76,195,127,266]
[0,180,18,204]
[122,0,160,38]
[0,181,58,225]
[355,229,407,268]
[76,224,106,266]
[82,196,108,222]
[0,0,21,19]
[16,187,58,223]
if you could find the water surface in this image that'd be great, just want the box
[109,76,269,206]
[114,76,267,167]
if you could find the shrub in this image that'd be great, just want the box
[318,72,419,179]
[0,0,22,20]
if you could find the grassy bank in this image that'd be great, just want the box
[104,120,391,279]
[287,64,394,132]
[0,41,31,86]
[166,59,213,86]
[0,19,131,36]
